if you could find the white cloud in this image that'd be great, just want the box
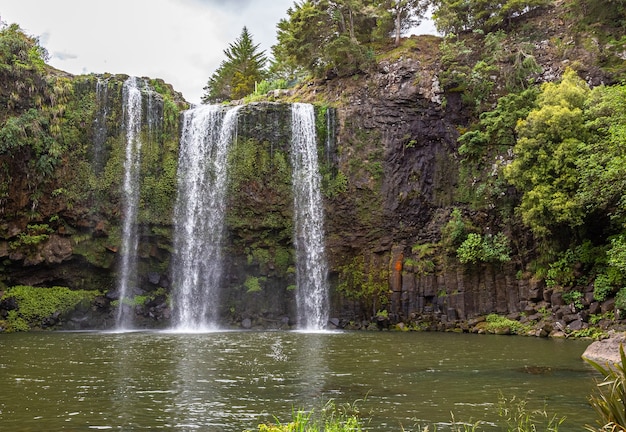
[1,0,292,104]
[1,1,436,103]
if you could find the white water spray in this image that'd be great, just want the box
[291,103,330,330]
[171,105,241,331]
[116,77,144,329]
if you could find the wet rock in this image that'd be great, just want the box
[241,318,252,329]
[582,332,626,364]
[551,291,565,306]
[147,272,160,285]
[0,296,18,313]
[105,289,120,300]
[94,296,110,309]
[42,235,73,264]
[567,319,584,331]
[93,220,108,237]
[602,299,616,314]
[328,317,340,328]
[588,302,601,315]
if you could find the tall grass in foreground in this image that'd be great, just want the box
[252,400,364,432]
[584,344,626,431]
[250,395,566,432]
[413,394,564,432]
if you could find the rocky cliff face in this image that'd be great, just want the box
[2,6,625,333]
[303,49,532,328]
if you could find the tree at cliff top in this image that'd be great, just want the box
[386,0,430,46]
[430,0,552,34]
[271,0,427,79]
[201,27,267,103]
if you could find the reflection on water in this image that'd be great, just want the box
[0,331,595,431]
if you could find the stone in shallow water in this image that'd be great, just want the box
[582,332,626,364]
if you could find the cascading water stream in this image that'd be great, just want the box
[93,76,109,175]
[171,104,241,331]
[291,103,330,330]
[115,77,144,329]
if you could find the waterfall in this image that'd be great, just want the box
[93,76,109,174]
[291,103,330,330]
[115,77,144,329]
[171,104,241,331]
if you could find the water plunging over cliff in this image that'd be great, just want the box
[291,103,330,330]
[171,105,241,331]
[115,77,144,329]
[93,77,109,175]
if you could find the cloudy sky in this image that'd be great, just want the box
[1,0,436,104]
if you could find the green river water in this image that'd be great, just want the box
[0,331,597,431]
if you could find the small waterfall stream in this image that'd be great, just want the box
[291,103,330,330]
[116,76,144,329]
[171,105,241,331]
[93,77,109,175]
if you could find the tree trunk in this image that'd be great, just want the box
[395,8,402,46]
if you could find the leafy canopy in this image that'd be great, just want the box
[504,69,589,237]
[202,27,267,103]
[271,0,428,79]
[431,0,552,34]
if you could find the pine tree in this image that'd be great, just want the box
[201,27,267,103]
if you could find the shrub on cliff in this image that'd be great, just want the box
[0,285,99,332]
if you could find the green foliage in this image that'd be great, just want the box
[459,87,539,158]
[578,84,626,221]
[8,223,53,250]
[244,276,264,293]
[573,0,626,29]
[253,400,365,432]
[545,249,578,288]
[405,243,437,275]
[440,208,473,252]
[273,0,381,79]
[545,241,605,289]
[593,274,614,302]
[438,34,473,92]
[4,310,30,332]
[244,78,291,102]
[456,233,484,264]
[321,169,348,198]
[584,344,626,431]
[497,393,565,432]
[589,311,615,325]
[457,232,511,264]
[608,236,626,274]
[431,0,552,34]
[337,255,389,316]
[1,285,99,331]
[202,27,267,102]
[505,69,590,237]
[562,290,584,310]
[615,288,626,310]
[484,313,532,334]
[568,326,607,339]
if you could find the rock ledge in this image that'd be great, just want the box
[582,332,626,364]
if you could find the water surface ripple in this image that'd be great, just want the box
[0,331,595,431]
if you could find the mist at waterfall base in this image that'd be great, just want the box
[0,331,595,431]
